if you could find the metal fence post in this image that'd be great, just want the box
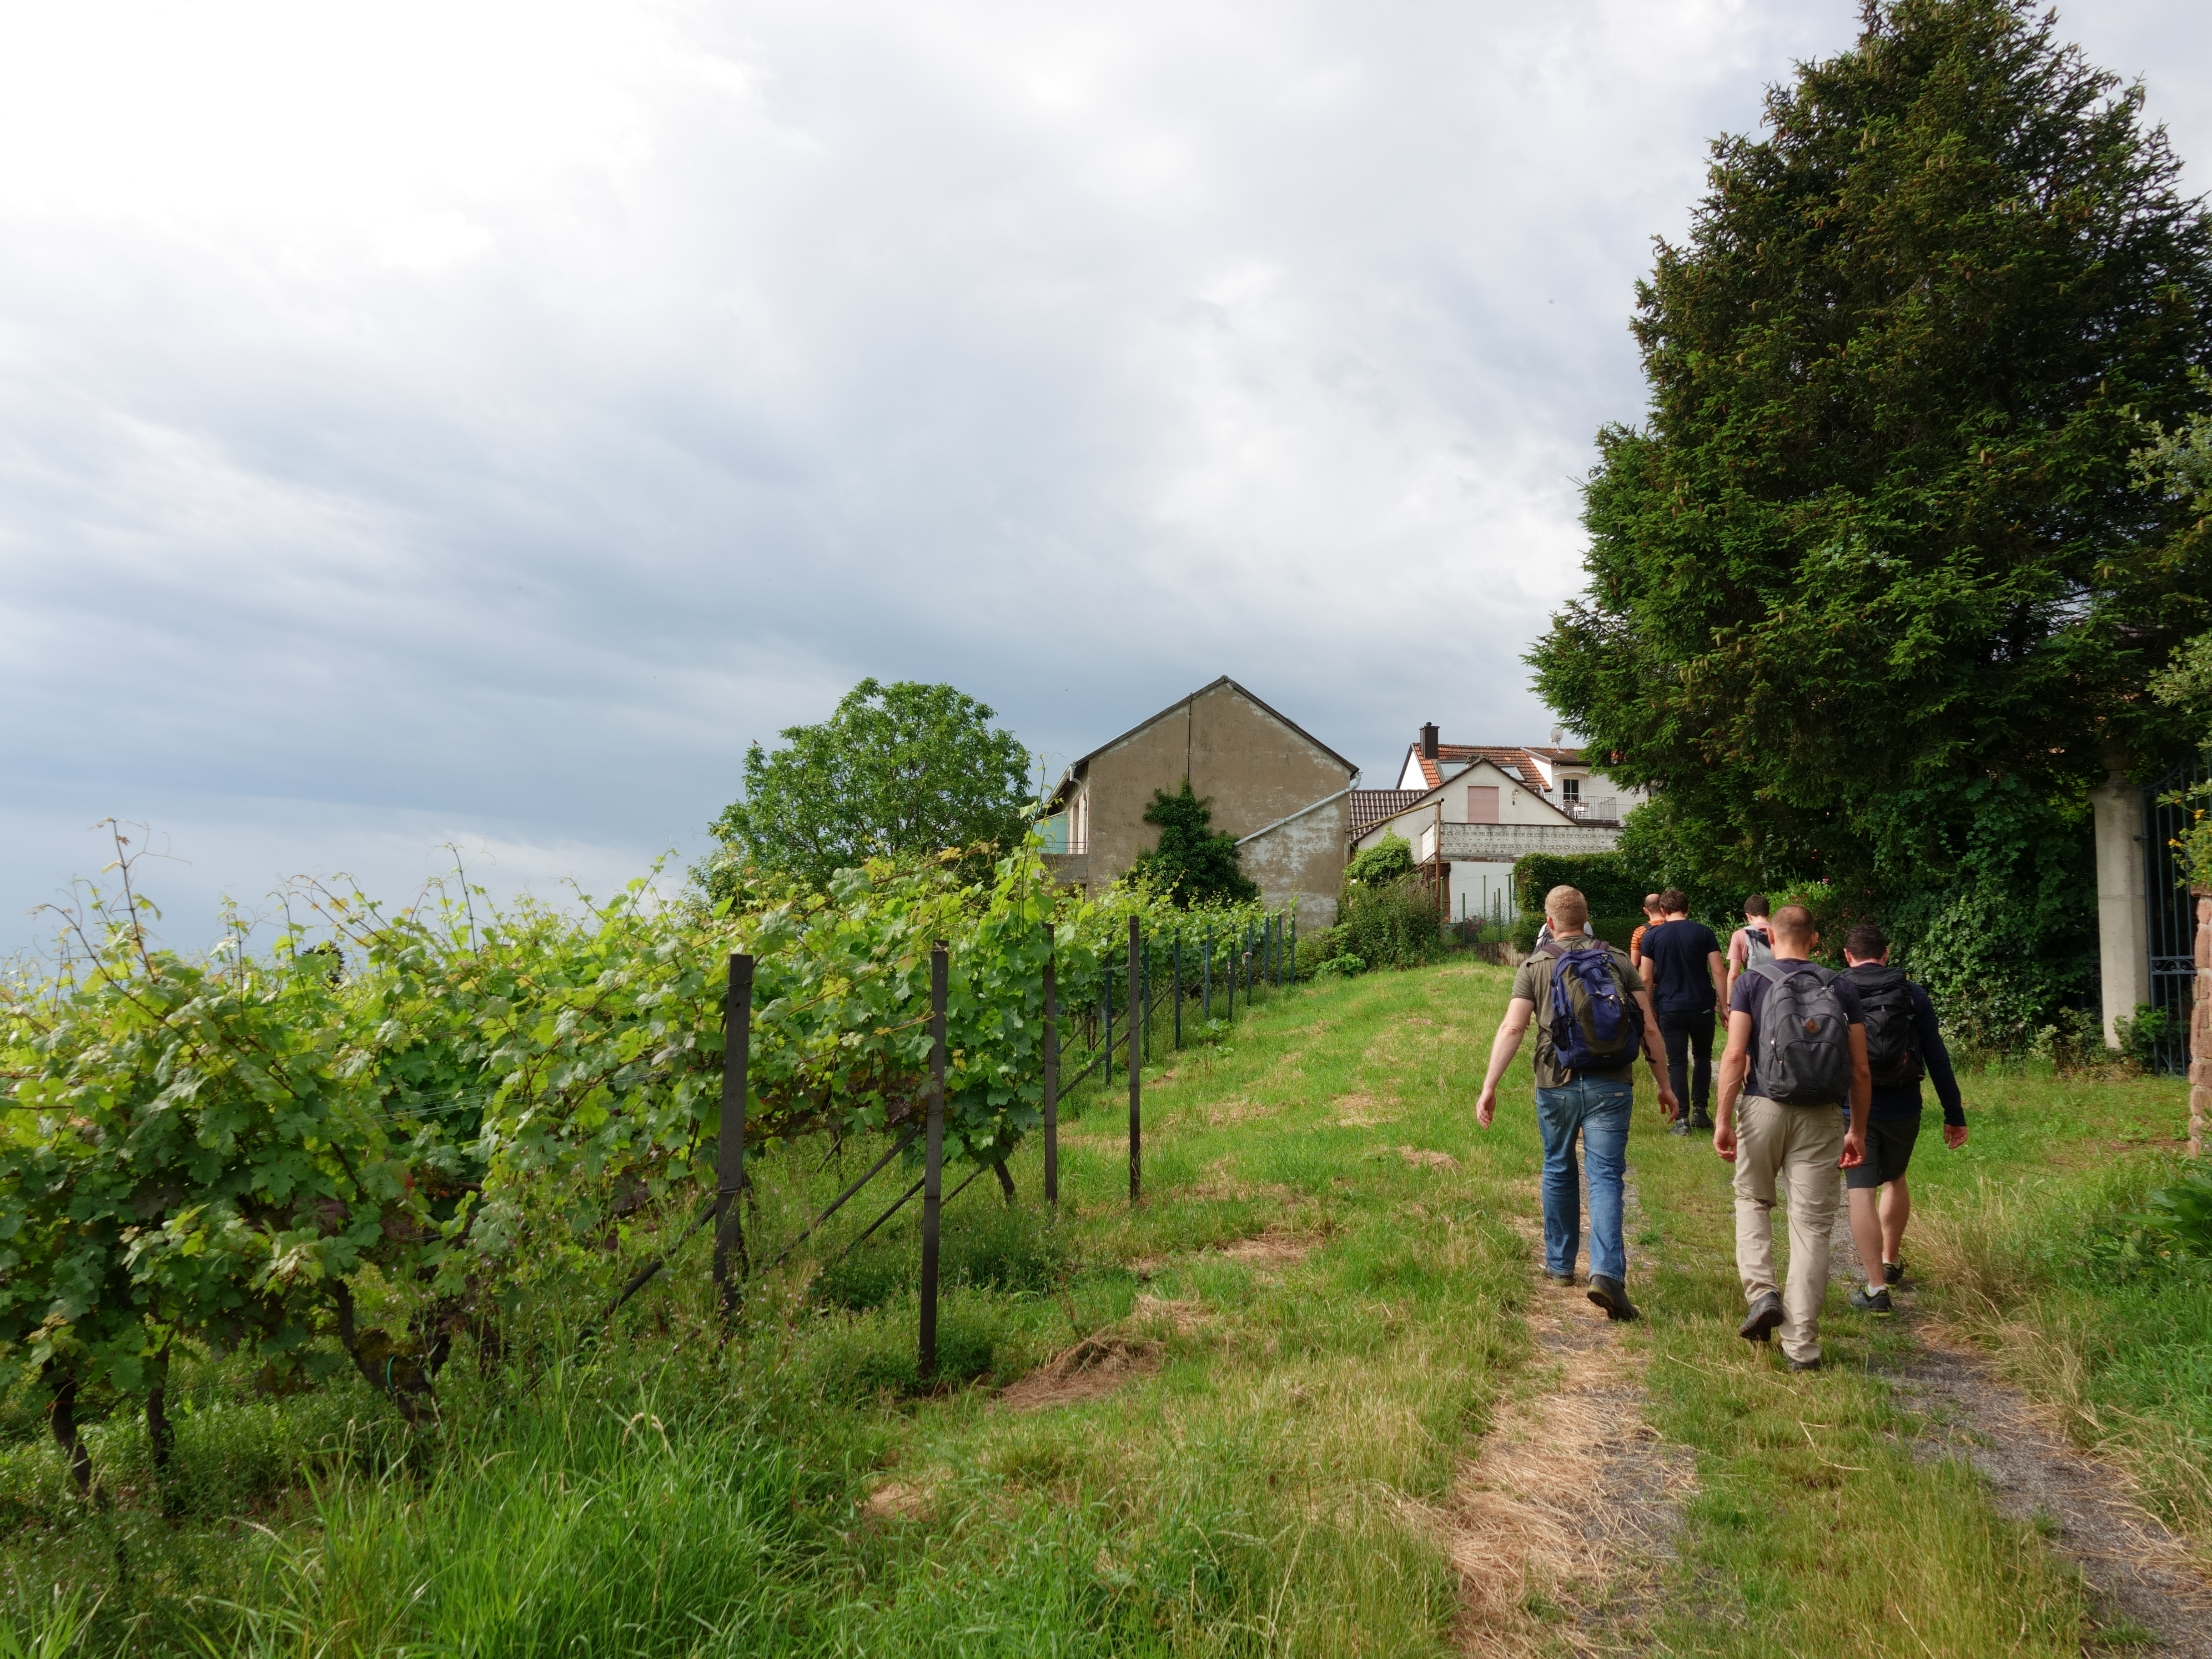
[713,953,754,1319]
[1288,912,1296,984]
[1202,932,1212,1023]
[1173,930,1183,1049]
[920,945,947,1379]
[1043,939,1059,1207]
[1127,915,1142,1204]
[1226,928,1235,1021]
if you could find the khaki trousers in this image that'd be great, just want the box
[1733,1095,1845,1364]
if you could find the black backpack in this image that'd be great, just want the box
[1748,960,1854,1105]
[1843,963,1922,1088]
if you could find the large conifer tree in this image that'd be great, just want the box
[1532,0,2212,901]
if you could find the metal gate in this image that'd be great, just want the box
[2143,752,2208,1076]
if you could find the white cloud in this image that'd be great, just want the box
[0,0,2205,950]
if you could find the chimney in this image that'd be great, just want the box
[1420,722,1438,760]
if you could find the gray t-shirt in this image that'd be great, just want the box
[1510,933,1646,1089]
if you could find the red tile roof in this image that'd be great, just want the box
[1350,789,1428,837]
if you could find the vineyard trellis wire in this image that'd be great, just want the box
[0,826,1298,1478]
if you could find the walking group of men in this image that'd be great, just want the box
[1476,884,1966,1368]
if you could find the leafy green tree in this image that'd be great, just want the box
[709,679,1033,891]
[1128,779,1259,907]
[1531,0,2212,902]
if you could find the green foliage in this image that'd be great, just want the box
[1529,0,2212,929]
[1509,851,1652,920]
[706,679,1033,893]
[1127,779,1259,908]
[0,835,1195,1481]
[1344,835,1415,891]
[1333,879,1443,972]
[2114,1004,2171,1073]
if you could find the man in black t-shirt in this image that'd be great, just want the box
[1638,891,1725,1134]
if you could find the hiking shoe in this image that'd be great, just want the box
[1543,1270,1576,1288]
[1689,1112,1714,1131]
[1587,1275,1639,1322]
[1667,1117,1691,1136]
[1789,1357,1823,1372]
[1739,1292,1784,1343]
[1884,1260,1904,1287]
[1849,1286,1893,1316]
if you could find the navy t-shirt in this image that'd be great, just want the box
[1639,919,1721,1016]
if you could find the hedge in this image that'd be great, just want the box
[1510,852,1654,920]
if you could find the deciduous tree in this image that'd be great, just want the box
[709,679,1033,890]
[1532,0,2212,901]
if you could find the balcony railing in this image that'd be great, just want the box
[1563,797,1619,824]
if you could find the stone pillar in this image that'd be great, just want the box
[2193,891,2210,1158]
[2093,754,2150,1048]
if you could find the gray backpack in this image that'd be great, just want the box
[1749,960,1852,1105]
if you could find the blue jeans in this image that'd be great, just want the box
[1534,1077,1633,1282]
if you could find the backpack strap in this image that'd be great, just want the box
[1749,959,1830,989]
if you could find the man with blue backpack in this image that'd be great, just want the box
[1712,903,1869,1370]
[1476,885,1679,1322]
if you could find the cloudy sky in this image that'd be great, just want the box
[2,1,2207,951]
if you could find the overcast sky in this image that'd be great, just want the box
[3,1,2207,952]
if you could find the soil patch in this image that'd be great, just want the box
[1885,1321,2212,1654]
[997,1334,1163,1413]
[1397,1145,1461,1170]
[1333,1092,1397,1127]
[1217,1232,1318,1269]
[860,1479,937,1521]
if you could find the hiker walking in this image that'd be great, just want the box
[1839,922,1966,1314]
[1713,902,1868,1370]
[1476,885,1679,1321]
[1637,889,1725,1137]
[1723,894,1777,1005]
[1629,894,1663,975]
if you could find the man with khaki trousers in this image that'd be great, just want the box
[1712,903,1868,1371]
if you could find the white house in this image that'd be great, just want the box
[1351,725,1649,922]
[1390,724,1649,825]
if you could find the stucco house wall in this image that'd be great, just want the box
[1047,678,1355,930]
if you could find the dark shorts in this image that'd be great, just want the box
[1846,1114,1920,1189]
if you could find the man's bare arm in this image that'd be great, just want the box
[1475,998,1535,1127]
[1840,1025,1870,1166]
[1713,1009,1753,1161]
[1635,988,1679,1116]
[1705,950,1726,1008]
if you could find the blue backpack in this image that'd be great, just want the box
[1538,937,1642,1074]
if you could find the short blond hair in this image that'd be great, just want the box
[1772,903,1816,948]
[1544,885,1589,928]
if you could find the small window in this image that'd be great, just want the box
[1562,777,1582,803]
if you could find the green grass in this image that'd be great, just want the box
[0,962,2201,1655]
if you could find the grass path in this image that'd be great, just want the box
[1015,959,2210,1653]
[8,958,2210,1656]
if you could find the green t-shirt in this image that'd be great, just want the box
[1509,933,1646,1089]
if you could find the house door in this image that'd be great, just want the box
[1467,786,1499,824]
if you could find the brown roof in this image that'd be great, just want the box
[1407,742,1585,792]
[1350,789,1428,837]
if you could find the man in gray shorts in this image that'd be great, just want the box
[1839,921,1966,1312]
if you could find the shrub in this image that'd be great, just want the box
[2115,1003,2170,1073]
[1345,835,1416,890]
[1336,877,1444,971]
